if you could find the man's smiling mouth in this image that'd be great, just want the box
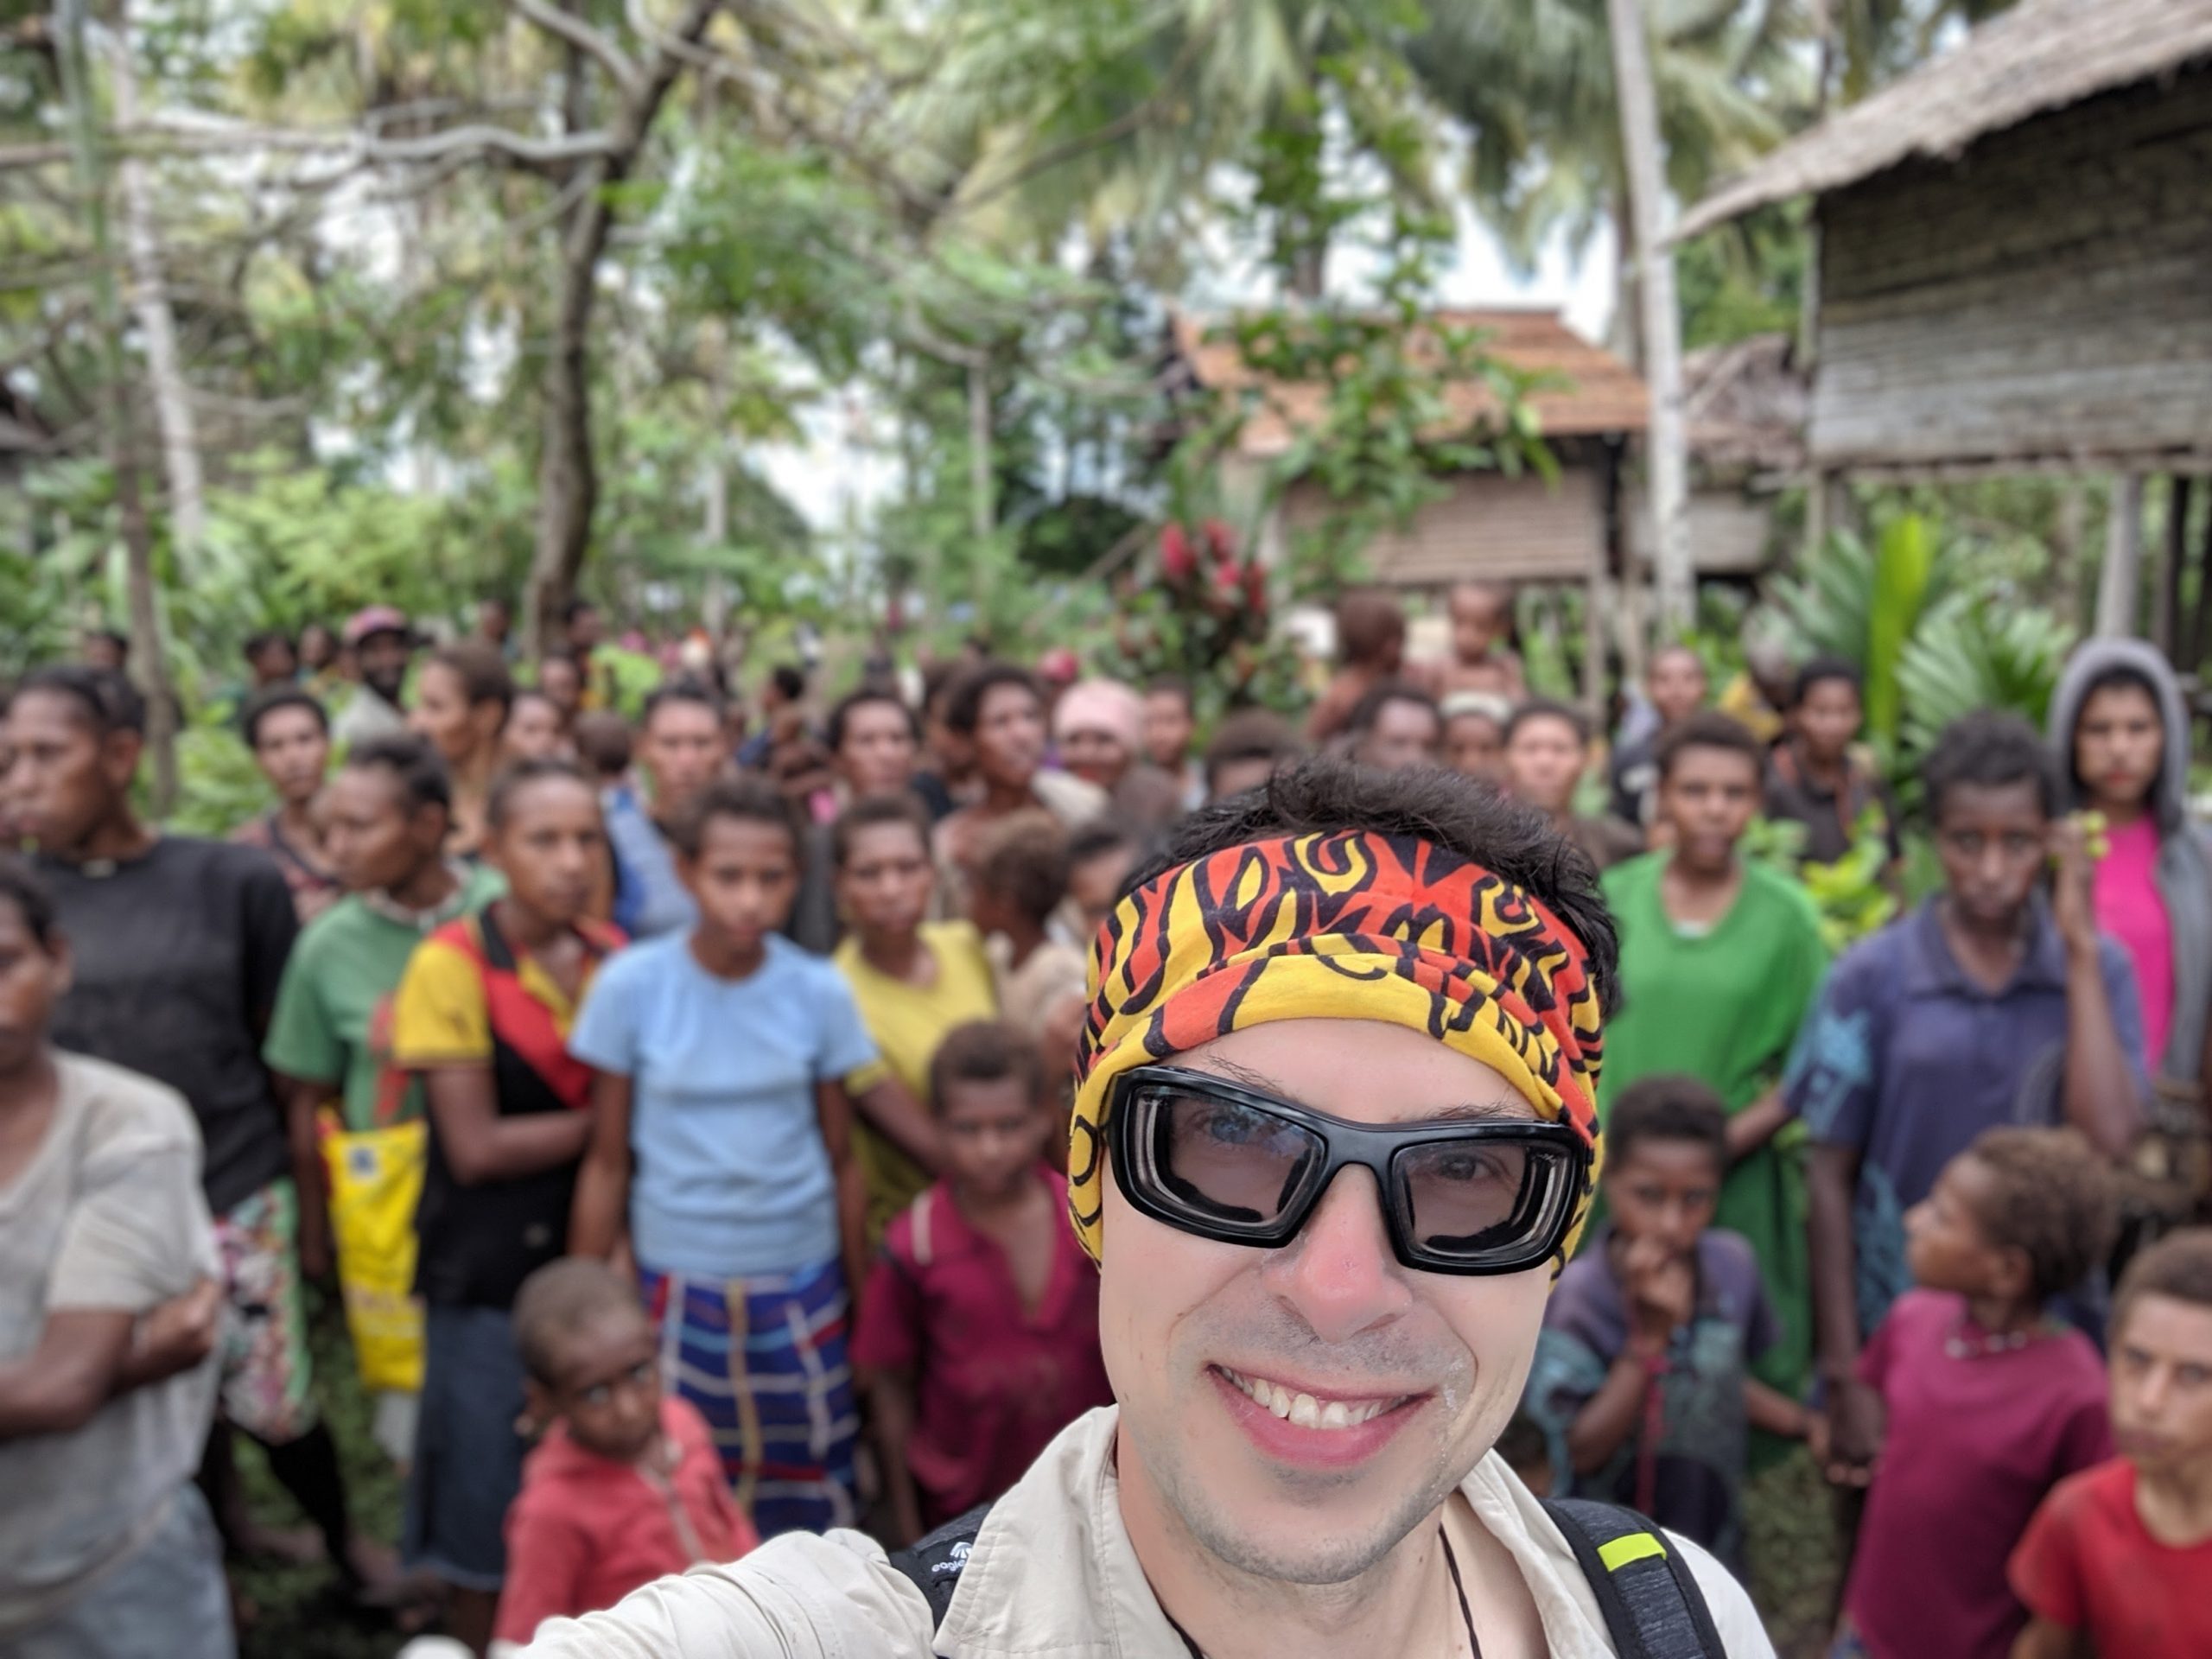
[1213,1365,1415,1430]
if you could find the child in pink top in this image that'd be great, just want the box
[494,1260,757,1649]
[1833,1128,2115,1659]
[853,1021,1113,1543]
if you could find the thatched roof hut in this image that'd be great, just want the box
[1679,0,2212,478]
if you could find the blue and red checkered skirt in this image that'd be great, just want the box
[638,1256,858,1538]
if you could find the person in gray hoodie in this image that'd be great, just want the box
[2049,639,2212,1095]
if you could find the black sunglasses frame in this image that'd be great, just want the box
[1106,1064,1592,1277]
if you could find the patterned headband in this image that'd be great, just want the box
[1069,830,1606,1264]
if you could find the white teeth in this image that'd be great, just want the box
[1220,1368,1402,1430]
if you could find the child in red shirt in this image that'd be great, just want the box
[1829,1128,2115,1659]
[493,1259,758,1649]
[853,1020,1114,1543]
[2010,1228,2212,1659]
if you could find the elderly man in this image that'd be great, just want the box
[522,758,1770,1659]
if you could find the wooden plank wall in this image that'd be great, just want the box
[1283,466,1607,587]
[1813,67,2212,470]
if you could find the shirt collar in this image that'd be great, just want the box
[1906,896,2069,999]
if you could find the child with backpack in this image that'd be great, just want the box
[1829,1127,2115,1659]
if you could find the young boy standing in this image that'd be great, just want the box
[1835,1128,2116,1659]
[1599,713,1829,1408]
[494,1258,758,1649]
[852,1021,1113,1543]
[2009,1228,2212,1659]
[1525,1076,1808,1573]
[1790,712,2146,1481]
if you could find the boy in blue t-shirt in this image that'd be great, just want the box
[1525,1075,1815,1573]
[569,776,934,1537]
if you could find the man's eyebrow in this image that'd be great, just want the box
[1422,1098,1539,1123]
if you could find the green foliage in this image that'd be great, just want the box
[1896,594,2073,761]
[1101,519,1304,721]
[1745,806,1899,954]
[1678,207,1808,351]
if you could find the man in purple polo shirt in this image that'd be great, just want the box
[1787,712,2147,1480]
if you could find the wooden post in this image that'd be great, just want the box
[2189,480,2212,674]
[1582,571,1607,726]
[1606,0,1693,643]
[2155,475,2190,658]
[2094,474,2145,639]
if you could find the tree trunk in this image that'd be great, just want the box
[1607,0,1693,642]
[522,0,724,655]
[56,0,175,810]
[2095,474,2145,639]
[967,359,994,622]
[110,7,205,558]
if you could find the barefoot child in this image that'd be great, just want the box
[1526,1076,1809,1573]
[851,1021,1113,1544]
[1832,1128,2116,1659]
[493,1259,758,1650]
[2009,1228,2212,1659]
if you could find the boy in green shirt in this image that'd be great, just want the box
[1599,712,1827,1411]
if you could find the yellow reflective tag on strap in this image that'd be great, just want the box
[1596,1531,1666,1573]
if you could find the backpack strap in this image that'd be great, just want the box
[1541,1497,1726,1659]
[886,1500,994,1636]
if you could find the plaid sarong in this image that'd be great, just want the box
[639,1257,858,1538]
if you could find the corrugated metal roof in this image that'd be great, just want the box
[1170,308,1649,457]
[1677,0,2212,240]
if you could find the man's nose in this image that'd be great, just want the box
[1261,1168,1413,1344]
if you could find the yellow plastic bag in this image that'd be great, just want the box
[321,1113,427,1395]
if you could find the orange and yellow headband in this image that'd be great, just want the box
[1069,830,1606,1262]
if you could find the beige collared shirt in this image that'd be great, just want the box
[519,1406,1773,1657]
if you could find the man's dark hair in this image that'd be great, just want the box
[1202,709,1304,791]
[1963,1127,2117,1304]
[1789,656,1862,710]
[89,626,130,656]
[667,774,799,861]
[243,628,293,662]
[1605,1075,1727,1170]
[1655,711,1764,785]
[486,758,594,834]
[241,685,329,748]
[16,664,145,736]
[831,791,932,868]
[561,598,599,626]
[972,811,1070,928]
[1344,677,1440,740]
[1503,697,1591,748]
[344,732,452,814]
[1130,756,1619,1014]
[2114,1226,2212,1336]
[641,678,725,729]
[572,711,632,779]
[944,663,1041,738]
[427,639,515,718]
[0,854,59,949]
[513,1257,643,1387]
[1923,709,2059,821]
[927,1019,1047,1115]
[1144,674,1193,712]
[826,686,919,754]
[768,664,807,703]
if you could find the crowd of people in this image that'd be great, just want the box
[2,576,2210,1659]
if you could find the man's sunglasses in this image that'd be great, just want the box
[1107,1065,1590,1277]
